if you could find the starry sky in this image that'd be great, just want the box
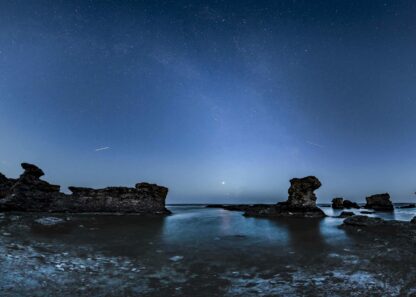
[1,0,416,203]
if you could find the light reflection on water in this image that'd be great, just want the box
[160,205,416,254]
[320,205,415,221]
[1,205,415,295]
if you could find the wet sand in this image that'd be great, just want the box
[0,206,415,296]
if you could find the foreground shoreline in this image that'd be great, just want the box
[1,206,416,296]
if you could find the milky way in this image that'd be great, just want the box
[1,1,416,203]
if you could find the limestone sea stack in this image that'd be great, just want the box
[331,197,360,209]
[364,193,394,211]
[244,176,326,218]
[0,163,171,215]
[331,198,344,209]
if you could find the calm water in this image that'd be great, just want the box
[1,205,415,296]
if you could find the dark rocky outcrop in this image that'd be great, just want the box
[287,176,321,208]
[206,204,255,211]
[343,200,360,209]
[331,198,344,209]
[331,198,360,209]
[0,173,16,199]
[65,184,169,214]
[398,204,416,209]
[365,193,394,211]
[0,163,63,212]
[338,211,354,218]
[342,215,385,227]
[243,176,326,218]
[343,215,416,231]
[0,163,170,215]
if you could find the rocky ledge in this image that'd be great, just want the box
[364,193,394,211]
[342,215,416,237]
[0,163,170,215]
[243,176,326,218]
[331,198,360,209]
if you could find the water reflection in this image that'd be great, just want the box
[31,214,167,257]
[268,217,328,253]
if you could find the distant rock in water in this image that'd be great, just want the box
[331,198,344,209]
[0,163,170,215]
[244,176,326,218]
[398,204,416,209]
[287,176,321,208]
[338,211,354,218]
[364,193,394,211]
[342,215,385,227]
[343,215,416,232]
[206,204,255,211]
[343,200,359,209]
[331,198,359,209]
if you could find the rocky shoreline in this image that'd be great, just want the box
[0,163,170,215]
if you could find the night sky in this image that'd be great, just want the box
[1,1,416,203]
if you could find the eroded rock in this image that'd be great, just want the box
[338,211,354,218]
[0,163,170,214]
[244,176,326,218]
[342,215,384,227]
[332,198,344,209]
[287,176,321,208]
[365,193,394,211]
[398,204,416,209]
[0,173,15,199]
[343,200,359,209]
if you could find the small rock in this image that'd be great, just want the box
[338,211,354,218]
[332,198,344,209]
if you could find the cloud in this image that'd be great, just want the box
[306,141,324,149]
[95,146,110,152]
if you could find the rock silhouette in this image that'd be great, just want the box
[331,198,359,209]
[0,163,170,214]
[331,198,344,209]
[338,211,354,218]
[244,176,326,218]
[365,193,394,211]
[343,200,359,209]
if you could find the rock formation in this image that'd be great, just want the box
[365,193,394,211]
[338,211,354,218]
[0,173,16,199]
[0,163,170,215]
[342,215,385,227]
[343,215,416,231]
[398,204,416,209]
[244,176,326,218]
[331,198,344,209]
[331,198,360,209]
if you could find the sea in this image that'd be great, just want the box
[0,204,415,296]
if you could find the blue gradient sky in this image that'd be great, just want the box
[1,0,416,203]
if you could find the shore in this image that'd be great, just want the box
[1,206,415,296]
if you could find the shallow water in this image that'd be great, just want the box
[0,205,415,296]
